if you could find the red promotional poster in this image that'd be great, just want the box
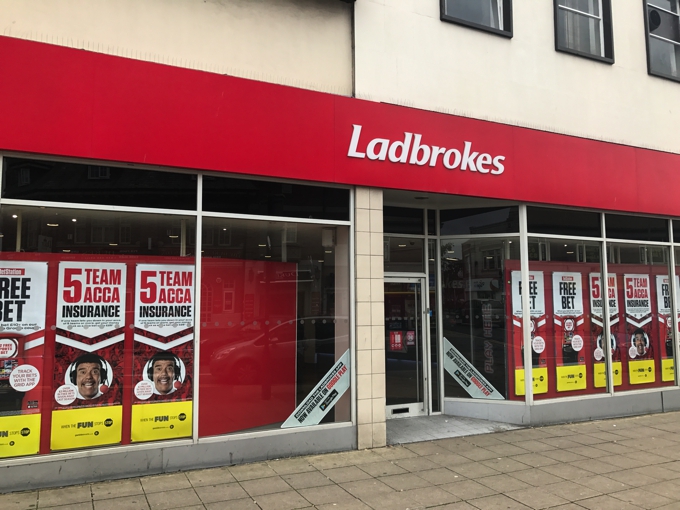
[131,264,194,442]
[624,274,655,385]
[390,331,404,352]
[510,270,548,397]
[51,262,127,450]
[552,272,588,392]
[0,261,48,458]
[590,273,622,388]
[656,275,677,382]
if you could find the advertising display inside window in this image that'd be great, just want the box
[607,244,674,390]
[0,205,196,458]
[521,239,608,400]
[198,217,350,437]
[441,237,518,400]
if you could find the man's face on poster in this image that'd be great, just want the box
[634,333,647,356]
[76,362,101,399]
[153,360,175,394]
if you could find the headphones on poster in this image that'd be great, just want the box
[67,353,109,389]
[631,328,650,348]
[146,353,182,382]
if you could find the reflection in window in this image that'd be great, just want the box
[555,0,613,62]
[442,0,512,36]
[441,237,518,400]
[646,0,680,80]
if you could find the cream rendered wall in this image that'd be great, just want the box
[0,0,352,95]
[355,0,679,155]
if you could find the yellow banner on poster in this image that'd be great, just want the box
[594,361,622,388]
[515,367,548,396]
[662,358,675,382]
[50,405,122,451]
[556,365,587,392]
[0,413,41,459]
[629,359,656,385]
[131,401,192,443]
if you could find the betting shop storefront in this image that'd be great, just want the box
[1,35,680,490]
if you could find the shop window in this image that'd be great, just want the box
[440,207,519,236]
[384,207,424,235]
[441,0,513,38]
[554,0,614,63]
[527,239,609,400]
[607,243,675,390]
[645,0,680,81]
[605,213,669,242]
[441,237,518,400]
[2,157,197,211]
[0,205,196,459]
[198,218,350,437]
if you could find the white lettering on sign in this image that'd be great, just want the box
[347,125,505,175]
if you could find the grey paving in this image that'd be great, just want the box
[3,411,680,509]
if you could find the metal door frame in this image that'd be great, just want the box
[384,276,429,419]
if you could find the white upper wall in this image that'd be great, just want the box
[0,0,353,96]
[355,0,679,154]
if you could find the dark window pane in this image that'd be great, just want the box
[2,157,197,210]
[527,207,601,237]
[440,207,519,236]
[673,220,680,243]
[605,214,668,242]
[383,207,424,235]
[427,210,436,236]
[202,176,349,221]
[384,237,424,273]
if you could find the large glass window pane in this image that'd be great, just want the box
[0,204,196,457]
[557,7,602,56]
[605,214,669,242]
[527,207,601,237]
[440,207,519,236]
[527,239,608,400]
[441,237,518,400]
[198,218,350,437]
[2,157,197,211]
[607,243,674,390]
[428,239,440,412]
[202,175,349,221]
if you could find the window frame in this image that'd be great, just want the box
[440,0,513,39]
[553,0,614,64]
[644,0,680,83]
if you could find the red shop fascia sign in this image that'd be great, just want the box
[0,35,679,216]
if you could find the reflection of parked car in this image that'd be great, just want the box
[207,316,347,384]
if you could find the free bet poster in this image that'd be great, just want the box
[131,264,194,442]
[0,261,48,458]
[510,271,548,396]
[51,262,126,451]
[552,272,587,391]
[656,275,678,381]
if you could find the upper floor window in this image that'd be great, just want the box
[645,0,680,81]
[441,0,513,38]
[554,0,614,63]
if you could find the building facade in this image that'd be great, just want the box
[0,0,679,491]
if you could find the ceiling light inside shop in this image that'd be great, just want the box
[12,215,17,219]
[398,244,406,248]
[258,244,266,247]
[168,235,179,239]
[325,250,332,253]
[47,223,59,227]
[265,255,271,258]
[109,243,118,246]
[72,218,77,222]
[62,250,70,253]
[567,251,574,254]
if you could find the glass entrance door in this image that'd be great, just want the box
[384,278,428,418]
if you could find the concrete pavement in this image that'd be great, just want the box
[3,411,680,509]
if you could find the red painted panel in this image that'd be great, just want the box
[1,36,680,216]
